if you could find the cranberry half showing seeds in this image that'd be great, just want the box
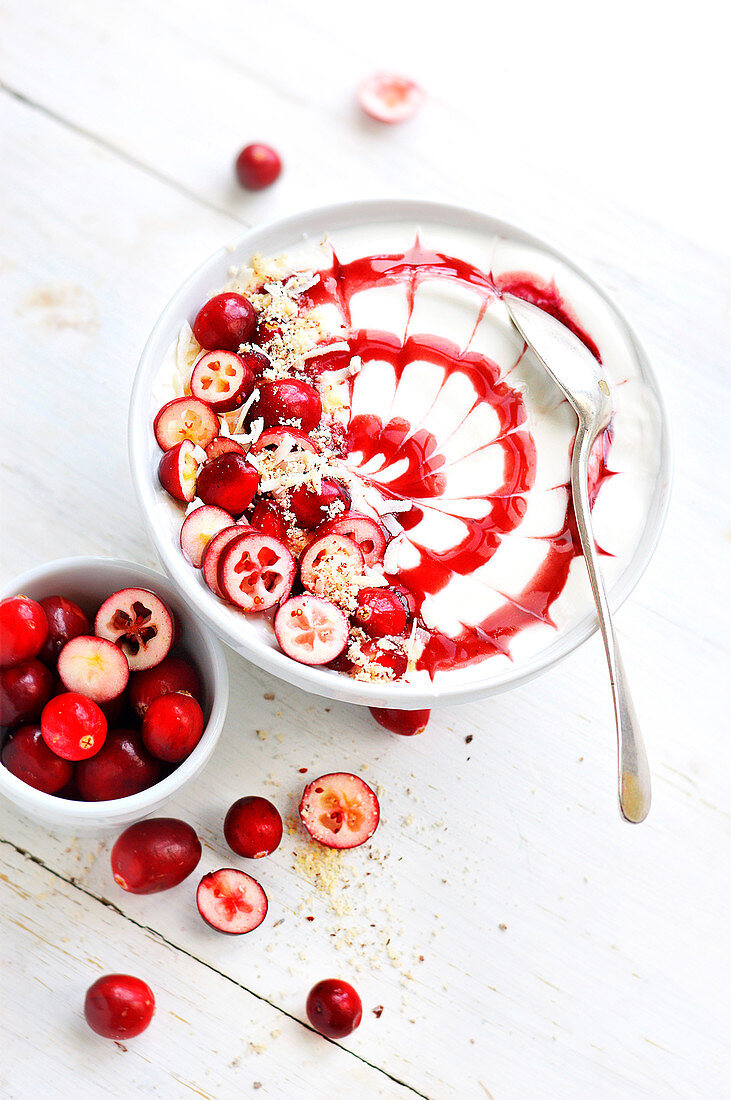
[94,588,173,671]
[299,772,379,849]
[196,869,268,934]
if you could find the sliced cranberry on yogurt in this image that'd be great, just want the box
[205,436,247,462]
[158,439,200,503]
[190,350,256,413]
[154,397,219,452]
[274,594,349,665]
[299,772,379,849]
[249,425,320,457]
[299,534,364,598]
[180,505,234,568]
[218,531,295,612]
[202,525,249,597]
[319,511,386,567]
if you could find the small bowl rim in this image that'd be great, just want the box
[129,197,673,707]
[0,555,229,821]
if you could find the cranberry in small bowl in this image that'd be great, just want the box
[0,557,228,833]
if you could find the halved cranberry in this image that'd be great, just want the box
[355,588,408,638]
[248,425,320,456]
[196,868,268,934]
[196,453,259,516]
[250,379,322,432]
[358,72,425,123]
[235,143,282,190]
[41,692,107,761]
[180,505,234,568]
[154,396,219,451]
[193,293,256,352]
[290,478,351,530]
[0,659,54,726]
[1,723,74,793]
[274,595,349,665]
[369,707,430,736]
[190,350,255,412]
[202,525,248,598]
[299,772,379,849]
[84,974,155,1039]
[95,589,173,672]
[158,439,199,502]
[128,656,202,718]
[299,534,364,598]
[141,692,204,762]
[111,818,202,893]
[39,596,89,664]
[56,635,129,703]
[218,531,295,612]
[0,596,48,668]
[306,978,362,1039]
[205,436,247,462]
[224,796,283,858]
[249,499,286,541]
[319,511,386,567]
[76,728,161,800]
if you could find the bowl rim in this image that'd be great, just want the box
[0,555,229,819]
[129,197,673,707]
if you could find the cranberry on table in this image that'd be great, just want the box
[235,143,282,191]
[39,595,89,664]
[141,691,205,763]
[128,656,202,718]
[1,724,74,793]
[369,707,430,736]
[76,728,161,801]
[299,772,379,849]
[193,292,257,352]
[0,596,48,668]
[0,659,54,727]
[224,796,283,858]
[111,818,202,894]
[84,974,155,1040]
[306,978,363,1039]
[40,692,107,761]
[355,587,409,638]
[290,478,351,529]
[196,452,260,515]
[250,378,322,432]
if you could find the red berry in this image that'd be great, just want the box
[84,974,155,1040]
[180,505,234,568]
[193,293,256,352]
[318,511,386,567]
[306,978,362,1039]
[249,499,286,541]
[250,379,322,432]
[217,531,295,612]
[57,635,129,703]
[196,869,268,934]
[299,534,364,599]
[190,350,255,412]
[158,439,199,503]
[94,588,174,672]
[141,692,205,763]
[0,659,54,727]
[235,144,282,191]
[128,656,202,718]
[355,588,408,638]
[0,596,48,668]
[205,436,247,462]
[201,525,247,598]
[76,728,161,800]
[290,478,351,529]
[274,595,349,665]
[358,72,425,123]
[39,596,89,664]
[154,396,219,451]
[224,796,283,858]
[196,453,259,516]
[41,692,107,761]
[1,723,74,793]
[111,818,202,893]
[369,707,430,736]
[299,772,379,849]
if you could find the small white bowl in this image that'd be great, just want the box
[0,557,229,833]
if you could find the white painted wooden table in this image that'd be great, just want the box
[1,2,730,1096]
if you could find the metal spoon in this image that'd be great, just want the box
[502,293,651,823]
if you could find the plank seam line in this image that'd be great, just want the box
[0,81,249,229]
[0,835,432,1100]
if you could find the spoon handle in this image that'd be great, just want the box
[571,427,652,823]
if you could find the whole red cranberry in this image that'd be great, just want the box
[193,293,257,352]
[251,379,322,432]
[355,588,409,637]
[111,818,202,894]
[128,656,202,718]
[224,796,283,858]
[0,596,48,668]
[235,144,282,191]
[141,692,205,763]
[306,978,362,1039]
[0,659,54,727]
[196,453,259,515]
[249,499,286,541]
[84,974,155,1039]
[290,478,351,529]
[369,707,430,736]
[76,729,161,801]
[39,595,89,664]
[1,723,74,793]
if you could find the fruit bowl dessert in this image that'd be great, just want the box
[0,557,228,831]
[130,200,671,708]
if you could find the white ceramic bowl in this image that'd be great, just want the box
[0,557,228,832]
[129,199,671,708]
